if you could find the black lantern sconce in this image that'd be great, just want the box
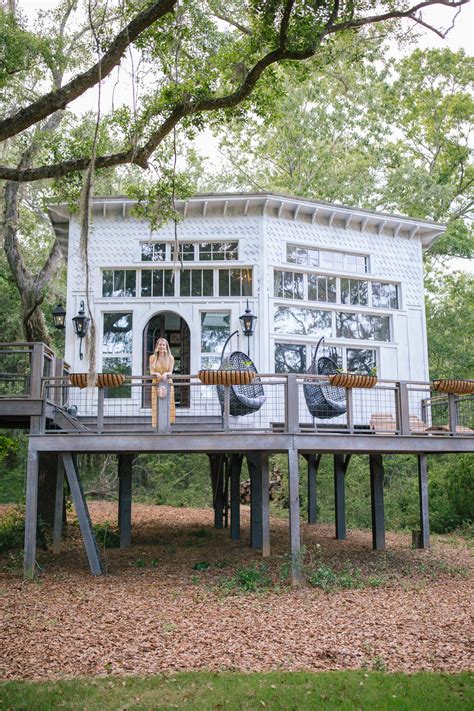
[51,303,66,330]
[72,301,90,360]
[239,300,257,355]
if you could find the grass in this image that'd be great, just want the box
[1,672,473,710]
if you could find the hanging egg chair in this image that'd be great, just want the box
[216,333,266,417]
[303,337,347,419]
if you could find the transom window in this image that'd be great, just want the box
[274,306,332,337]
[180,269,213,297]
[341,278,369,306]
[141,243,166,261]
[372,282,399,309]
[276,342,377,375]
[141,269,174,297]
[102,270,136,298]
[308,274,336,303]
[274,270,304,299]
[219,268,252,297]
[287,244,369,274]
[178,243,195,261]
[199,242,238,261]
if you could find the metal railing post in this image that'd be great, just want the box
[286,374,299,434]
[397,381,411,435]
[157,380,171,433]
[346,388,354,433]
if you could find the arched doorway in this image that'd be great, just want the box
[143,312,191,407]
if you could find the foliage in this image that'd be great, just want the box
[1,671,473,710]
[92,521,121,548]
[219,562,272,593]
[0,505,25,553]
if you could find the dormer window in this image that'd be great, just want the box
[287,244,369,274]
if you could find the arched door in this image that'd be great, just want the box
[143,312,190,407]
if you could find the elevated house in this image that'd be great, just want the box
[2,192,472,580]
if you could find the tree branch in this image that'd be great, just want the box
[0,0,177,142]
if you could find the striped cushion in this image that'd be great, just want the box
[70,373,126,389]
[96,373,126,389]
[198,369,256,386]
[432,379,474,395]
[329,373,377,389]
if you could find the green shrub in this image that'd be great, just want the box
[92,522,120,548]
[0,506,25,553]
[220,563,271,593]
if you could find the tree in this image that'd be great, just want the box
[204,43,473,260]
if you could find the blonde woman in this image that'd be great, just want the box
[150,338,176,425]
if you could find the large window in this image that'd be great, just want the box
[141,243,166,261]
[200,311,230,370]
[308,274,336,303]
[336,312,390,341]
[141,269,174,297]
[180,269,213,297]
[219,268,252,297]
[372,282,399,309]
[274,270,304,299]
[199,242,238,261]
[102,270,136,298]
[347,348,377,373]
[102,312,132,397]
[275,343,307,373]
[178,243,195,261]
[341,278,369,306]
[274,306,332,337]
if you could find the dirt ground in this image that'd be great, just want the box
[1,503,473,680]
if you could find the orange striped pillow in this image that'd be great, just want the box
[198,370,255,386]
[432,379,474,395]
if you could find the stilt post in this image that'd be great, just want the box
[334,454,346,540]
[370,453,385,551]
[307,453,321,524]
[417,454,430,548]
[230,454,242,540]
[248,454,263,549]
[118,454,133,548]
[23,443,39,578]
[52,456,65,554]
[288,448,302,586]
[261,453,270,558]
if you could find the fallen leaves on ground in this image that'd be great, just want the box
[0,503,472,680]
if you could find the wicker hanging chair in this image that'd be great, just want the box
[303,337,347,420]
[216,340,266,417]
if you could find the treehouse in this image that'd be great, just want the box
[1,192,472,582]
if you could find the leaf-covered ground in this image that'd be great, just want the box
[1,503,472,680]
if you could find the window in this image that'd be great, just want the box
[287,244,369,274]
[102,312,132,397]
[310,344,343,369]
[275,343,306,373]
[102,270,136,298]
[180,269,213,297]
[274,270,303,299]
[287,245,319,266]
[336,312,390,341]
[274,306,332,337]
[341,278,368,306]
[347,348,377,373]
[308,274,336,303]
[141,269,174,297]
[178,243,195,261]
[201,311,230,375]
[372,282,399,309]
[219,268,252,297]
[141,243,166,261]
[199,242,238,261]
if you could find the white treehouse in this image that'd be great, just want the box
[48,192,444,427]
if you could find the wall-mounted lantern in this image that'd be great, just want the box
[51,303,66,330]
[239,300,257,355]
[72,301,90,360]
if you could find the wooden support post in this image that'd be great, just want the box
[118,454,133,549]
[248,454,263,549]
[97,388,105,434]
[288,448,301,586]
[370,453,385,551]
[230,454,242,541]
[307,453,321,524]
[23,442,39,578]
[448,394,458,434]
[261,453,270,558]
[209,454,225,529]
[52,456,65,554]
[397,382,411,435]
[286,373,300,433]
[334,454,346,540]
[417,454,430,548]
[62,453,104,575]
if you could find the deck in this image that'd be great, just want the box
[1,342,473,582]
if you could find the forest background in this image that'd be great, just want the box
[0,0,472,537]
